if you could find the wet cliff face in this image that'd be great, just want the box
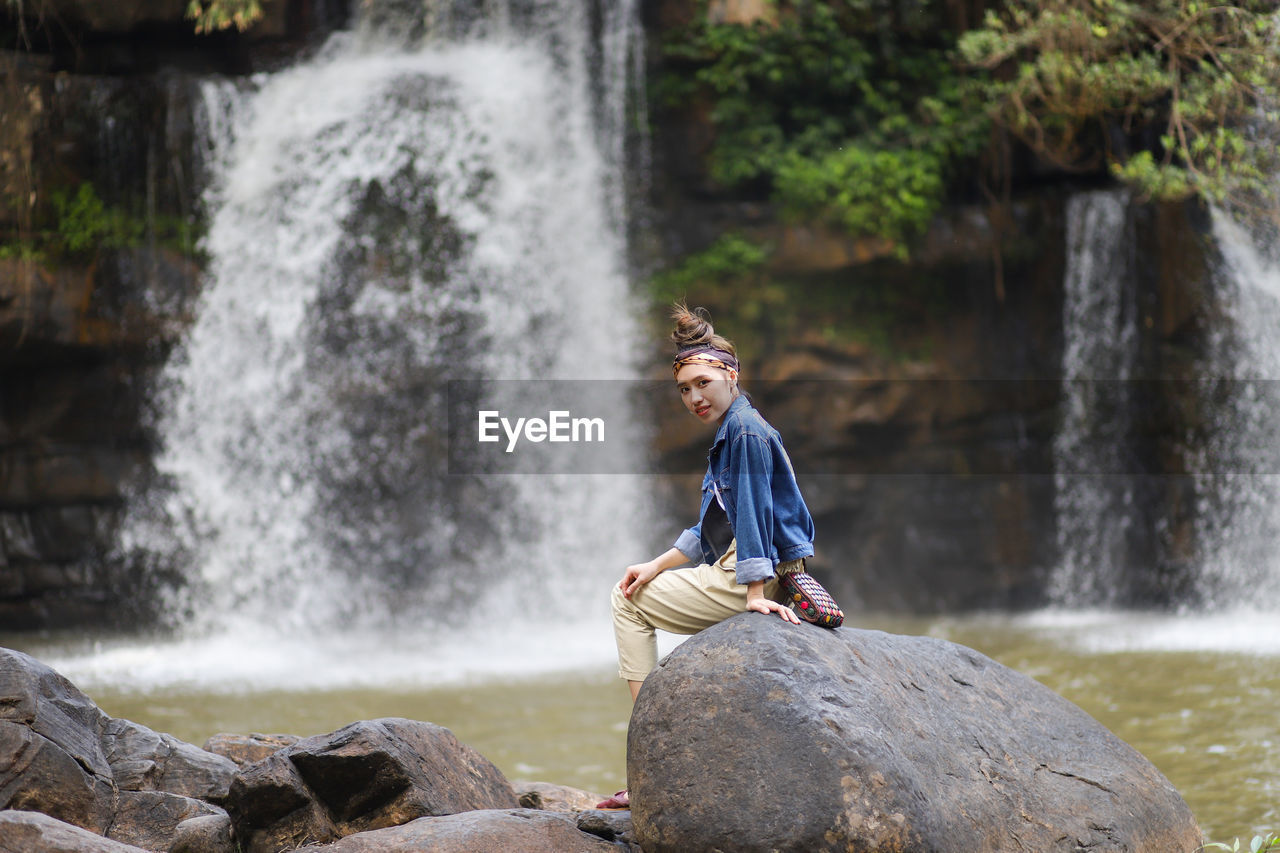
[641,193,1218,612]
[0,65,204,629]
[0,2,351,629]
[0,0,1225,628]
[638,0,1221,610]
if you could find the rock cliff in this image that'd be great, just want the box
[0,0,1226,628]
[0,1,350,629]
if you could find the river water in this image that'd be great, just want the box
[7,608,1276,842]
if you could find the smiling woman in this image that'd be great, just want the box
[675,362,737,424]
[608,305,827,708]
[594,303,829,809]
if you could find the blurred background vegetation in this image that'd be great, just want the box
[653,0,1280,287]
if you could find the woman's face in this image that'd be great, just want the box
[675,363,737,424]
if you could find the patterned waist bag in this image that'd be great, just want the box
[777,564,844,629]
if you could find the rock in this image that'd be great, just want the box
[0,647,111,772]
[101,717,237,803]
[106,791,227,851]
[225,743,333,852]
[304,809,623,852]
[628,614,1202,853]
[0,645,241,849]
[169,813,236,853]
[225,717,519,853]
[515,781,605,813]
[707,0,777,26]
[0,57,206,633]
[5,0,201,35]
[202,732,300,767]
[0,719,117,833]
[0,647,116,832]
[0,810,150,853]
[575,809,640,850]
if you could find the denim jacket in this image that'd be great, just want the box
[673,394,815,585]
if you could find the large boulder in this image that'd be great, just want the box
[628,614,1202,853]
[0,810,150,853]
[303,809,623,852]
[225,717,520,853]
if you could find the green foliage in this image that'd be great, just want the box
[1202,833,1280,853]
[959,0,1280,212]
[649,230,953,363]
[51,182,144,255]
[775,145,945,257]
[185,0,263,34]
[0,182,197,262]
[0,240,42,262]
[661,0,990,252]
[650,234,770,304]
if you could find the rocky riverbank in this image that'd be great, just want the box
[1,616,1203,852]
[0,645,640,852]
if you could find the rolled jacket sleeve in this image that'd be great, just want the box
[673,526,702,563]
[728,433,776,585]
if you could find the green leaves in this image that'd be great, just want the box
[651,234,770,303]
[1201,832,1280,853]
[775,145,945,257]
[960,0,1280,213]
[185,0,263,34]
[51,182,144,256]
[661,0,990,253]
[1,181,195,261]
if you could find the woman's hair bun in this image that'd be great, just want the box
[670,302,737,357]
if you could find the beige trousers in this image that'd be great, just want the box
[610,540,799,681]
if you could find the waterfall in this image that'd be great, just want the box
[1193,212,1280,610]
[1048,187,1280,625]
[83,0,654,690]
[1026,190,1280,654]
[1049,190,1141,607]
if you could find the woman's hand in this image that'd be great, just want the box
[620,560,663,599]
[747,583,802,624]
[620,547,689,598]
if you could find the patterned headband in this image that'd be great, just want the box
[672,346,739,377]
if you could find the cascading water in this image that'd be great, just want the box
[59,0,654,689]
[1040,191,1279,653]
[1049,190,1141,607]
[1194,212,1280,611]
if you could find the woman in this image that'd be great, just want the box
[597,305,819,809]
